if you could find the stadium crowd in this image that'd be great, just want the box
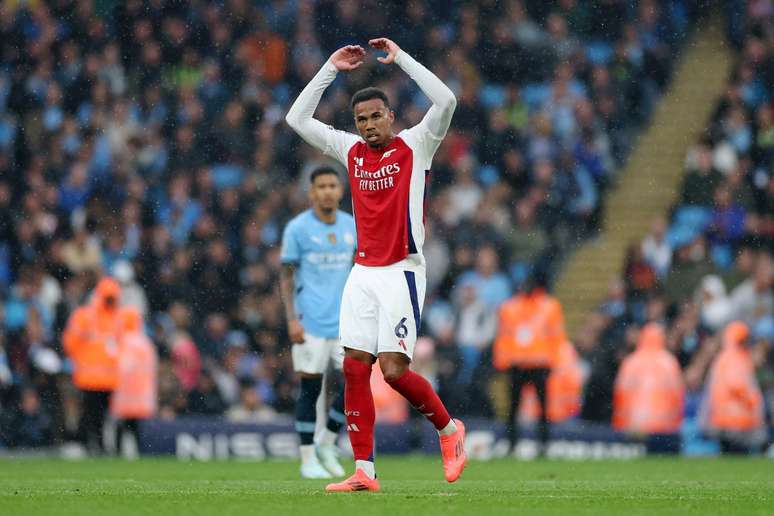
[1,0,764,453]
[579,2,773,452]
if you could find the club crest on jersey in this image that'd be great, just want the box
[327,232,336,245]
[379,148,397,161]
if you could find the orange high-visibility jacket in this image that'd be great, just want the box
[520,340,584,423]
[111,308,158,419]
[493,290,566,370]
[63,278,125,391]
[612,324,685,434]
[703,321,764,433]
[111,332,157,419]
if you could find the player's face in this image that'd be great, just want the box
[353,98,395,148]
[310,173,343,212]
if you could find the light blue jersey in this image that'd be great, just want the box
[280,209,356,338]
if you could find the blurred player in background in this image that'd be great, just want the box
[280,167,356,479]
[286,37,466,492]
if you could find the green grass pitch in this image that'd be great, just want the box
[1,456,772,515]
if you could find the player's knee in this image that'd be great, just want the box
[380,361,409,384]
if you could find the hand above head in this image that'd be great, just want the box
[369,38,401,64]
[329,45,366,71]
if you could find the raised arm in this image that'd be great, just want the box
[285,45,365,163]
[370,38,456,140]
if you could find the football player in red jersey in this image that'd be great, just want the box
[286,37,466,492]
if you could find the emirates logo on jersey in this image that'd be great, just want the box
[354,162,401,191]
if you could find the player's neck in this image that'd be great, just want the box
[313,206,336,225]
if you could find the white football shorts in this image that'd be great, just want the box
[291,333,344,374]
[339,262,426,359]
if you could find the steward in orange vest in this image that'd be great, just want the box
[701,321,767,454]
[63,278,122,391]
[612,323,685,435]
[63,277,124,453]
[111,307,157,457]
[493,271,566,452]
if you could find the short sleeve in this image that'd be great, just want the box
[280,222,301,264]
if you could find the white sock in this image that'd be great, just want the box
[318,428,338,446]
[300,444,316,464]
[355,460,375,479]
[438,419,457,437]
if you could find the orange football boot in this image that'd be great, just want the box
[439,418,467,482]
[325,468,381,493]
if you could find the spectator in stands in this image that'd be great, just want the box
[457,245,512,310]
[680,140,724,207]
[226,382,279,423]
[507,200,549,283]
[623,243,657,298]
[707,184,748,249]
[454,285,497,386]
[729,253,773,327]
[695,275,733,333]
[186,369,226,416]
[641,217,672,278]
[664,236,717,308]
[2,387,52,448]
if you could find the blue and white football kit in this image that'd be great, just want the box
[280,209,356,373]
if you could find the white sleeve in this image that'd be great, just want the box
[285,60,360,166]
[395,50,456,160]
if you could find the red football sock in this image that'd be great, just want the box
[386,369,451,431]
[343,357,375,462]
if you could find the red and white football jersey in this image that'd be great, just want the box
[285,51,456,268]
[322,122,443,267]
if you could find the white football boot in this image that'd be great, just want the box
[316,444,346,477]
[300,455,333,479]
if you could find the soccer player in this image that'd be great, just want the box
[280,167,357,479]
[286,38,466,492]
